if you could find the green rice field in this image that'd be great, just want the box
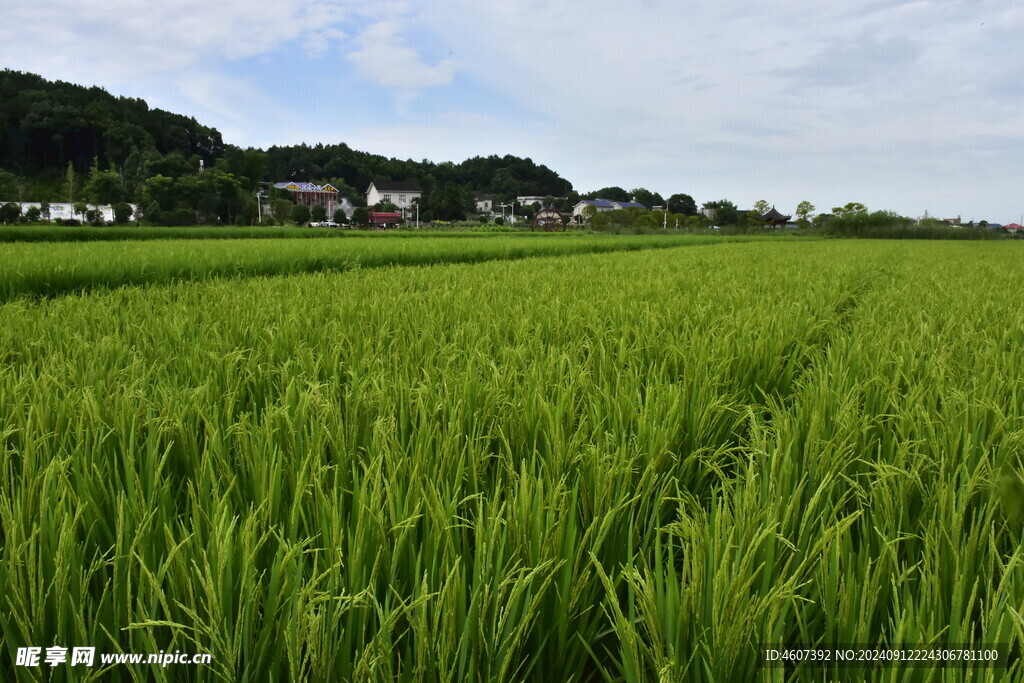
[0,233,751,300]
[1,236,1022,681]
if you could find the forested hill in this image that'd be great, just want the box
[0,70,574,214]
[0,70,225,176]
[263,144,573,206]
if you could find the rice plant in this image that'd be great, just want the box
[0,239,1021,681]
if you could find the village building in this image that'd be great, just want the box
[273,182,341,215]
[475,195,494,213]
[516,195,567,209]
[366,180,422,210]
[571,198,648,223]
[516,195,547,208]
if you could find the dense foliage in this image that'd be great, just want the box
[822,209,1001,240]
[0,70,224,175]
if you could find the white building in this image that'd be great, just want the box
[475,195,494,213]
[572,198,615,221]
[366,180,422,209]
[516,195,567,209]
[5,202,138,223]
[516,195,548,208]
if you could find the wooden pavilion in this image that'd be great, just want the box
[759,206,791,228]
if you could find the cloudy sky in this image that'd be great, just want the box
[2,0,1022,221]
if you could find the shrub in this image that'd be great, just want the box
[0,202,21,224]
[291,204,311,226]
[113,202,133,225]
[272,199,294,224]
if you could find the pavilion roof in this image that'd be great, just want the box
[760,206,791,222]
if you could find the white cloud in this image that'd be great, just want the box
[304,28,349,59]
[347,21,454,90]
[0,1,353,81]
[404,0,1024,218]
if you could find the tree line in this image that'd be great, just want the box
[0,71,588,225]
[0,70,721,227]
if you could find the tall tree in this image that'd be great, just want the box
[0,203,21,224]
[667,193,697,215]
[629,188,664,209]
[291,204,311,225]
[86,168,125,204]
[63,161,76,204]
[702,199,740,225]
[832,202,867,217]
[795,200,815,228]
[0,169,17,200]
[586,186,630,202]
[436,182,468,220]
[272,198,294,224]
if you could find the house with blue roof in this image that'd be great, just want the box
[572,197,648,223]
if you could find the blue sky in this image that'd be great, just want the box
[3,0,1023,222]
